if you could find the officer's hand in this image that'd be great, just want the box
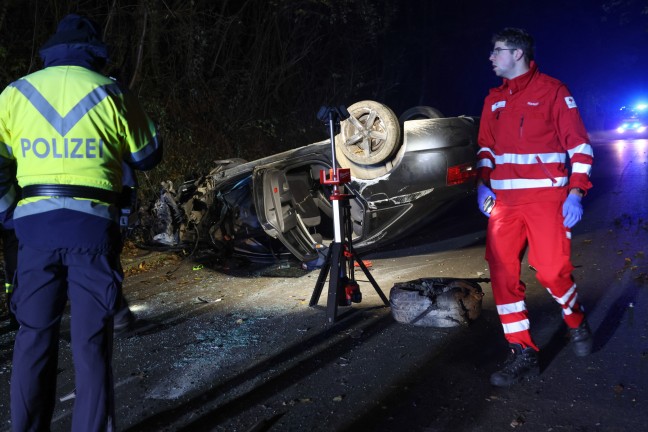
[477,184,496,217]
[562,193,583,228]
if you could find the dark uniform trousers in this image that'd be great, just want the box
[10,243,122,431]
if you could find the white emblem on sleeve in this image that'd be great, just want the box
[491,100,506,111]
[565,96,577,109]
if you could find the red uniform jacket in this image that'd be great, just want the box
[476,61,593,206]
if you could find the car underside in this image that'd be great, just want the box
[135,101,480,264]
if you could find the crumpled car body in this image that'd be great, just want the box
[139,101,480,263]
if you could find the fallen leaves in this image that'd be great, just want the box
[510,415,525,428]
[282,398,313,406]
[195,297,222,304]
[636,273,648,283]
[123,253,182,277]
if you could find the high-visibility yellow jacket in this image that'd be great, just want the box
[0,65,162,250]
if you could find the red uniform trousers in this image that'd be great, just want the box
[486,199,585,350]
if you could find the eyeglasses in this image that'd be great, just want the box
[490,48,517,57]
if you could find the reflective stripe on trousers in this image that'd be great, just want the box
[485,200,585,349]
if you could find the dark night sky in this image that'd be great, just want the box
[383,0,648,130]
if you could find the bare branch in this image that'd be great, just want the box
[129,2,148,90]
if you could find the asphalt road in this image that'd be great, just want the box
[1,132,648,431]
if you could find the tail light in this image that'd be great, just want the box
[447,162,477,185]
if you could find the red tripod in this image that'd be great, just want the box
[308,106,389,323]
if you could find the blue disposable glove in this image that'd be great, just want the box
[562,193,583,228]
[477,184,496,217]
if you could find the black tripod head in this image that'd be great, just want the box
[318,105,350,173]
[317,105,350,124]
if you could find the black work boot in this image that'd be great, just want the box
[570,319,593,357]
[113,307,136,336]
[490,344,539,387]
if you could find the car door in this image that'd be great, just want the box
[252,166,321,262]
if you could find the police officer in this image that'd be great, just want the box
[0,14,162,431]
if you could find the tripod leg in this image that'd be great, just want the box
[309,246,333,306]
[326,242,344,323]
[353,252,390,306]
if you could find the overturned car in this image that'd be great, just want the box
[138,101,480,263]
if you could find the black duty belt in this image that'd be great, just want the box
[22,184,119,204]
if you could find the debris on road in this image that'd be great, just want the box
[389,278,486,327]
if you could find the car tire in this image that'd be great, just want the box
[398,106,444,123]
[335,100,401,165]
[389,278,484,327]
